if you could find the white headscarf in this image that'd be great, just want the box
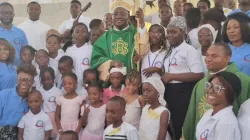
[109,67,127,76]
[143,77,166,106]
[198,24,218,44]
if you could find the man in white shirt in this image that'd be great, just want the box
[18,1,51,51]
[58,0,91,38]
[144,0,170,25]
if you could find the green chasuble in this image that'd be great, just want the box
[91,25,137,71]
[183,63,250,140]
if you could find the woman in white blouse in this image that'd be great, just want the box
[196,71,242,140]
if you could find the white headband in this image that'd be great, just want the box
[198,24,218,44]
[143,77,166,106]
[109,67,127,76]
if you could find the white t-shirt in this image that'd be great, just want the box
[49,50,64,75]
[144,13,161,25]
[58,15,91,34]
[18,110,53,140]
[37,86,63,113]
[141,49,166,81]
[188,28,201,50]
[18,19,51,50]
[65,43,92,86]
[164,41,203,83]
[196,106,241,140]
[238,99,250,140]
[103,122,139,140]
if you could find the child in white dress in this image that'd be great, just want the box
[37,67,63,138]
[55,72,85,139]
[122,70,145,130]
[139,77,171,140]
[79,81,106,140]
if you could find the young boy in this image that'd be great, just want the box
[89,19,105,33]
[104,96,139,140]
[75,68,98,99]
[90,27,104,45]
[56,56,92,97]
[56,55,74,90]
[18,90,52,140]
[34,49,50,89]
[103,13,112,30]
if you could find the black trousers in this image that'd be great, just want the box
[164,82,196,140]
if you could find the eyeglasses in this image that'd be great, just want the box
[18,78,33,84]
[205,82,225,93]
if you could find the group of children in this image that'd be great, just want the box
[15,18,173,140]
[17,67,171,140]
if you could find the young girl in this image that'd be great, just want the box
[123,70,145,130]
[141,24,169,82]
[103,67,126,104]
[20,45,36,65]
[140,77,171,140]
[47,34,64,74]
[55,72,85,138]
[34,49,50,89]
[37,67,63,138]
[79,81,106,140]
[65,23,92,89]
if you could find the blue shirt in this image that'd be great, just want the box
[0,88,29,126]
[0,62,17,91]
[229,43,250,76]
[228,8,250,17]
[0,25,28,66]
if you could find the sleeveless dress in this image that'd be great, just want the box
[139,104,171,140]
[79,104,106,140]
[123,98,141,130]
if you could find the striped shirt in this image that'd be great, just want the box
[103,122,139,140]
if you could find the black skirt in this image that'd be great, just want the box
[164,82,196,140]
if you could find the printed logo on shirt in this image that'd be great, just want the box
[244,54,250,62]
[200,129,209,140]
[14,38,20,45]
[35,120,44,127]
[170,57,177,66]
[82,58,90,66]
[154,61,163,68]
[48,96,56,103]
